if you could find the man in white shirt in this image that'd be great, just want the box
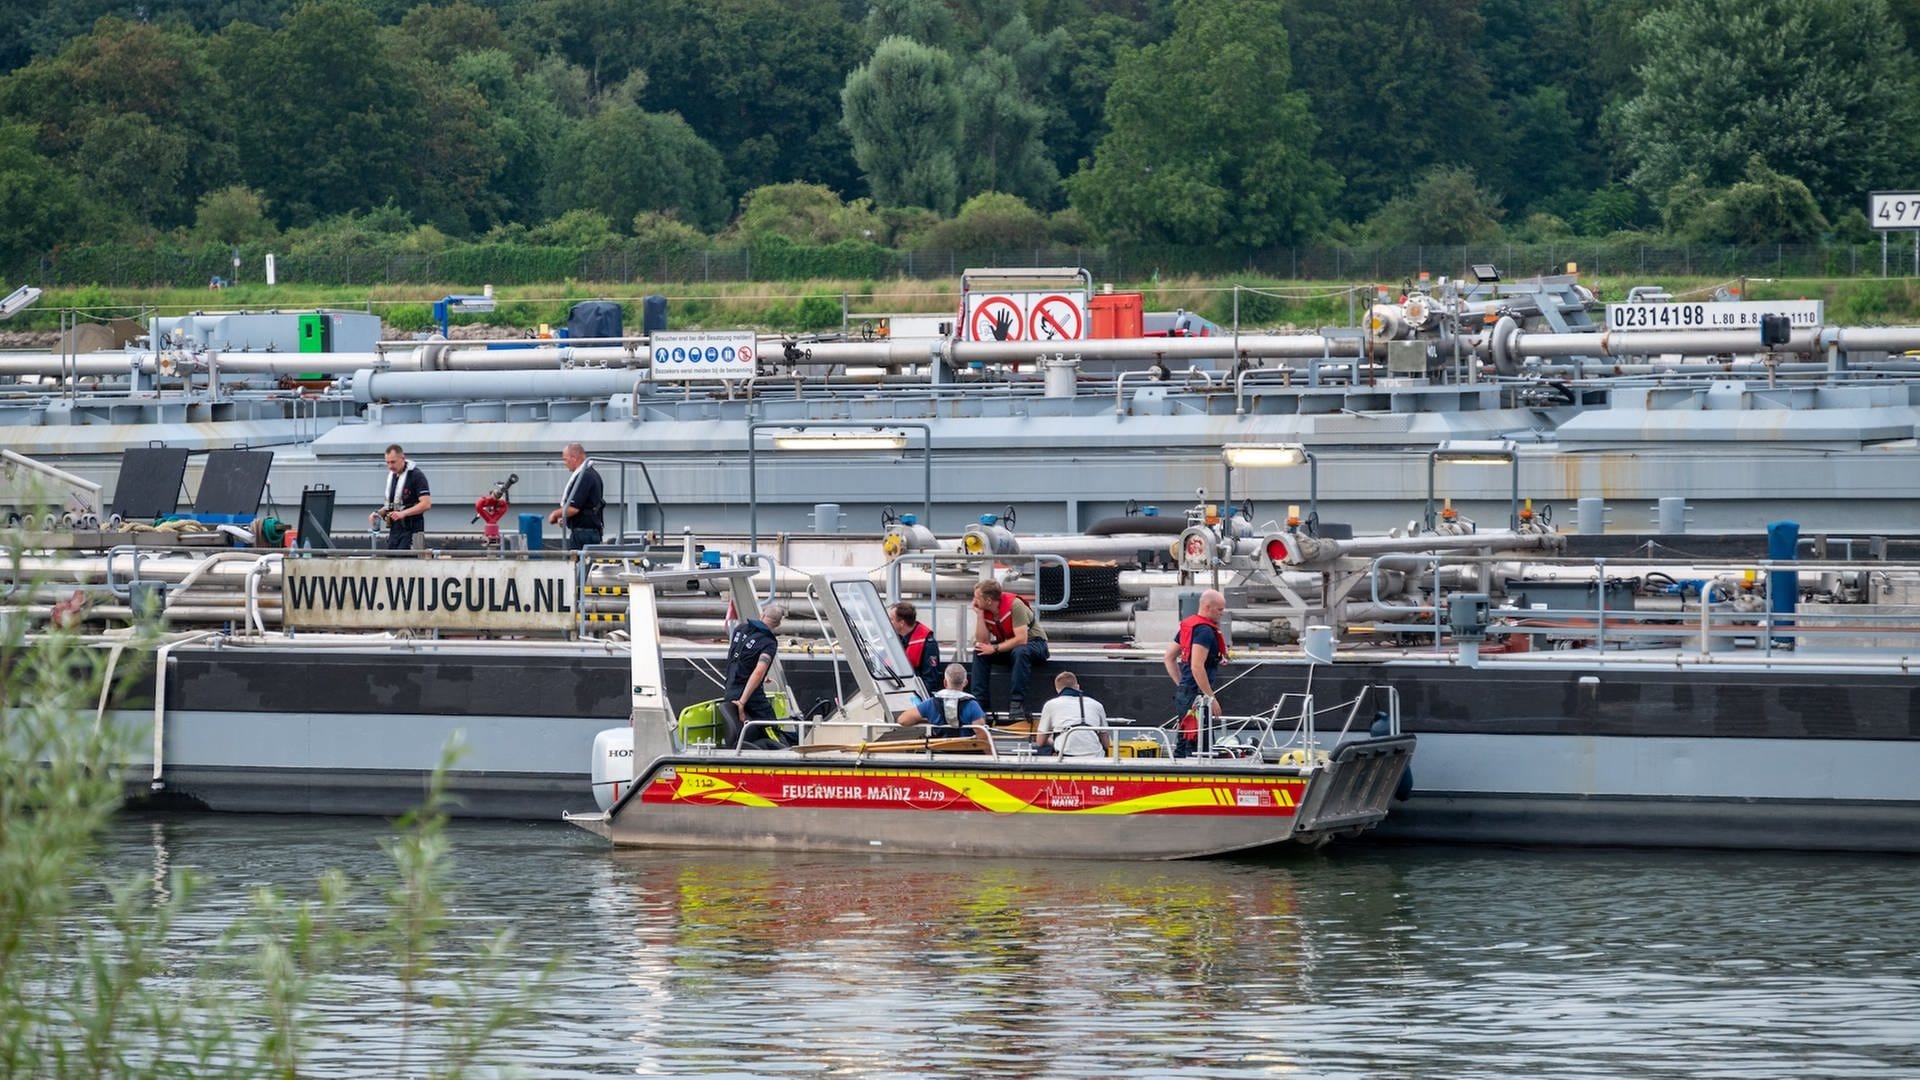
[1035,671,1109,757]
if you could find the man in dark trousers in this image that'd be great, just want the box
[1163,588,1228,755]
[970,579,1048,721]
[369,443,431,550]
[547,442,604,549]
[724,603,791,749]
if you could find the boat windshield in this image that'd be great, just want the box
[830,580,915,687]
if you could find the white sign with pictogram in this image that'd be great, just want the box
[651,331,756,380]
[966,294,1027,342]
[1028,293,1086,341]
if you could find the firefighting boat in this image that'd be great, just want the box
[562,567,1415,859]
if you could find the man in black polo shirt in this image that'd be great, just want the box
[547,442,604,549]
[370,443,431,550]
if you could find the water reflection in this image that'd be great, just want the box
[570,847,1342,1076]
[96,816,1920,1078]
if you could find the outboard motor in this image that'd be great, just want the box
[591,726,636,811]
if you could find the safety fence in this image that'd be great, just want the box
[6,240,1917,289]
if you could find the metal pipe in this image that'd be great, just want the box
[349,368,647,403]
[151,630,225,789]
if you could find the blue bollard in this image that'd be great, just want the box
[1767,520,1798,646]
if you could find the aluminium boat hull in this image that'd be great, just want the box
[566,737,1415,860]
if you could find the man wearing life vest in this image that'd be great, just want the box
[1162,589,1228,755]
[895,664,991,742]
[1035,671,1110,757]
[724,603,793,748]
[969,579,1049,721]
[890,601,942,690]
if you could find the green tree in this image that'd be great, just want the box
[192,184,276,244]
[528,207,618,247]
[398,0,519,59]
[864,0,957,49]
[508,0,653,103]
[1669,155,1830,244]
[216,4,427,227]
[448,49,567,230]
[544,106,730,232]
[1066,0,1336,246]
[1474,0,1609,215]
[631,210,709,256]
[956,51,1058,207]
[1283,0,1499,223]
[1362,164,1504,244]
[842,36,962,214]
[1614,0,1920,218]
[627,0,864,198]
[0,19,236,233]
[735,182,883,244]
[1044,13,1154,194]
[0,122,83,265]
[1570,182,1649,236]
[919,191,1051,250]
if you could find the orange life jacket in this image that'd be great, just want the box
[1175,613,1226,666]
[984,593,1020,642]
[903,623,934,668]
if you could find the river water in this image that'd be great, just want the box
[85,814,1920,1079]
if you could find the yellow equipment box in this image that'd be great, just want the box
[1117,738,1160,758]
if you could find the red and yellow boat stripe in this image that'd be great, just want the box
[641,765,1304,817]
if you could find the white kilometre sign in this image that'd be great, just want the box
[284,557,577,631]
[651,330,757,379]
[1603,300,1824,332]
[1869,191,1920,230]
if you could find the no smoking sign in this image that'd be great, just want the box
[1028,294,1084,340]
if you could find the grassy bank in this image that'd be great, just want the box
[15,274,1920,338]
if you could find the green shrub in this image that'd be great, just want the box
[793,294,842,331]
[385,303,435,332]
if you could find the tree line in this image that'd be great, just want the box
[0,0,1915,276]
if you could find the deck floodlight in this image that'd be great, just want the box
[749,422,932,552]
[1221,443,1308,468]
[770,429,909,452]
[433,290,497,334]
[1433,439,1516,465]
[0,284,42,320]
[1470,264,1500,283]
[1426,440,1520,532]
[1221,443,1317,528]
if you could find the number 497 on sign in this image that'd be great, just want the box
[1869,192,1920,229]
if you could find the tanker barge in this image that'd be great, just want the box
[29,526,1917,855]
[4,268,1919,851]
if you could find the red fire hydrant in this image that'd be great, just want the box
[471,473,518,547]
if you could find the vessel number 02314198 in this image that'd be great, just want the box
[1604,300,1823,332]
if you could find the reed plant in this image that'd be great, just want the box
[0,506,550,1078]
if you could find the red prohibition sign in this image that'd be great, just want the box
[739,345,754,363]
[970,295,1025,341]
[1028,293,1084,341]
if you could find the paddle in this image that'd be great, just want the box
[789,735,989,755]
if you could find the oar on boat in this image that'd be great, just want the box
[789,735,990,755]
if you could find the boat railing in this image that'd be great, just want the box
[1223,685,1397,765]
[1112,367,1219,416]
[1365,550,1920,663]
